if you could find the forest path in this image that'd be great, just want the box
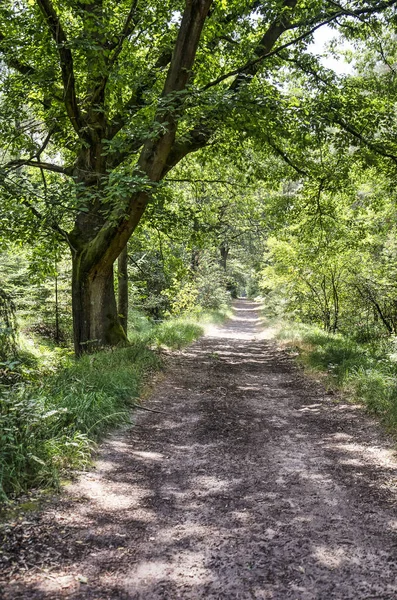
[2,300,397,599]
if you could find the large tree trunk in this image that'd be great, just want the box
[72,253,127,355]
[118,245,129,336]
[69,189,148,354]
[68,0,212,354]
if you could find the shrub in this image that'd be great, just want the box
[0,343,159,499]
[277,321,397,430]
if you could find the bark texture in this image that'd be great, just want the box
[72,256,127,354]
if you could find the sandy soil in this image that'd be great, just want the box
[1,300,397,599]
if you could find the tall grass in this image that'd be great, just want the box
[0,343,159,499]
[276,321,397,430]
[152,319,203,349]
[0,309,223,501]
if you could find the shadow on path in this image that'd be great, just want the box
[1,300,397,599]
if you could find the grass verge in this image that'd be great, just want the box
[0,342,160,501]
[275,320,397,431]
[0,309,228,501]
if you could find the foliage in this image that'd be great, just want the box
[164,253,231,315]
[260,153,397,337]
[1,0,394,352]
[123,152,267,317]
[0,288,17,362]
[276,321,397,431]
[0,247,72,344]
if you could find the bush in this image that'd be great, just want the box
[0,343,159,499]
[277,321,397,430]
[166,255,231,315]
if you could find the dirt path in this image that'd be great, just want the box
[2,300,397,599]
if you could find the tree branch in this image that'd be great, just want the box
[4,159,73,175]
[108,48,173,139]
[36,129,53,157]
[107,0,140,65]
[107,0,285,141]
[0,32,36,76]
[201,12,346,93]
[284,55,397,166]
[36,0,84,135]
[328,0,397,19]
[266,138,308,176]
[331,112,397,165]
[0,173,71,242]
[201,0,397,93]
[89,0,141,107]
[162,125,211,176]
[4,127,72,175]
[162,1,298,170]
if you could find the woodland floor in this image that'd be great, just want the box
[1,300,397,599]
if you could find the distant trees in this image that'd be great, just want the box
[0,289,17,361]
[261,148,397,338]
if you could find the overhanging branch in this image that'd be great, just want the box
[201,0,397,93]
[200,15,340,92]
[36,0,84,135]
[4,159,73,175]
[0,173,71,242]
[107,0,140,66]
[283,55,397,166]
[266,138,309,176]
[0,32,35,76]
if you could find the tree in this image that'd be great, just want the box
[1,0,396,354]
[0,289,17,361]
[124,149,267,315]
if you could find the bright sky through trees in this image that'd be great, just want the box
[311,26,353,74]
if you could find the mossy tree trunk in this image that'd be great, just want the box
[72,254,127,354]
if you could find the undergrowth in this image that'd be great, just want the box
[0,309,227,501]
[0,342,160,500]
[276,321,397,431]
